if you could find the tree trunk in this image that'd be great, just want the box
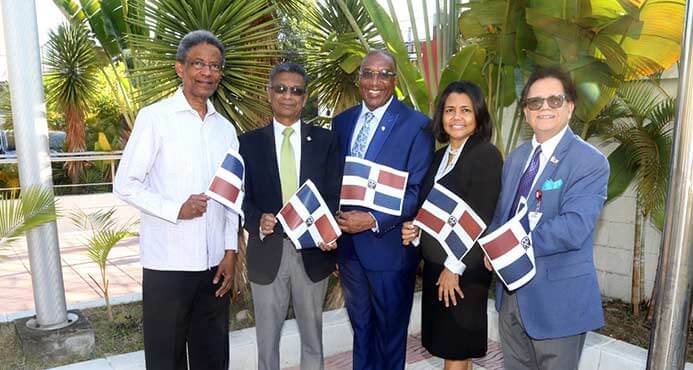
[101,265,112,321]
[632,206,644,315]
[64,105,86,187]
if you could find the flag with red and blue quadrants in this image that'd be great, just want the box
[206,148,245,219]
[277,180,341,250]
[478,199,536,291]
[340,156,408,216]
[413,183,486,261]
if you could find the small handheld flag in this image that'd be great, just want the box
[277,180,341,250]
[206,148,245,219]
[478,199,535,291]
[340,156,408,216]
[413,183,486,262]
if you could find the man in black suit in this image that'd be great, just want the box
[240,62,343,370]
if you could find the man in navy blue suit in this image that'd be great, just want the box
[332,50,434,370]
[486,67,609,370]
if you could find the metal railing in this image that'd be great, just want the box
[0,151,122,192]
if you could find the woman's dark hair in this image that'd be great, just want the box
[520,66,577,106]
[431,80,492,143]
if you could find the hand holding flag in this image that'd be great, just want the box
[206,148,245,219]
[413,183,487,272]
[277,180,342,250]
[478,199,535,291]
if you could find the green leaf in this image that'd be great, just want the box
[438,45,486,99]
[606,144,636,202]
[0,186,58,248]
[339,54,363,74]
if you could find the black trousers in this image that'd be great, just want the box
[142,267,230,370]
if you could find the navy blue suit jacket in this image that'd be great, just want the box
[333,99,434,271]
[490,128,609,339]
[240,123,343,284]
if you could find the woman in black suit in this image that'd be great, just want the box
[402,81,502,370]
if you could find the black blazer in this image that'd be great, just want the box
[240,122,343,284]
[419,135,503,278]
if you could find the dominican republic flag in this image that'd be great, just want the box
[478,199,535,291]
[340,156,408,216]
[206,148,244,219]
[277,180,341,250]
[413,183,486,260]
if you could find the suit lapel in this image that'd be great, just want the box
[364,99,400,161]
[344,107,362,156]
[439,135,482,185]
[528,128,576,210]
[262,124,283,203]
[299,122,312,184]
[501,143,532,221]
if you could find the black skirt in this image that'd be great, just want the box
[420,248,492,360]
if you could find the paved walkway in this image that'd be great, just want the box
[283,336,503,370]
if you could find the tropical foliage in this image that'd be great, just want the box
[303,0,383,116]
[311,0,684,155]
[69,208,136,320]
[53,0,146,129]
[0,186,58,248]
[126,0,285,133]
[604,81,674,314]
[44,23,101,185]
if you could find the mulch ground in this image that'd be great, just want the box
[598,298,693,363]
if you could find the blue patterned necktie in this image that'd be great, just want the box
[351,112,376,158]
[509,145,542,219]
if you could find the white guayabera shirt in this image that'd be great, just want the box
[114,88,239,271]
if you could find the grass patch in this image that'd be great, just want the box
[0,300,255,370]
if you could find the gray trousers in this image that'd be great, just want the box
[250,239,329,370]
[499,291,586,370]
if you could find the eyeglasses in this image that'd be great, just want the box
[524,95,567,111]
[270,84,307,97]
[187,60,222,73]
[359,69,397,80]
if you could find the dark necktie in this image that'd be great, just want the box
[509,145,542,219]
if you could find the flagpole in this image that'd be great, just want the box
[646,0,693,368]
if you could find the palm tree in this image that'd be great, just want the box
[0,186,58,248]
[606,81,674,315]
[303,0,383,116]
[126,0,295,133]
[44,23,100,185]
[69,208,136,320]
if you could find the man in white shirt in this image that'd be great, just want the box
[239,62,342,370]
[114,30,239,370]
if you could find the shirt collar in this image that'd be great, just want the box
[531,124,569,160]
[360,95,394,122]
[273,118,302,137]
[172,87,218,118]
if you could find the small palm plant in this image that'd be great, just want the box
[44,23,100,185]
[606,81,674,315]
[0,186,58,248]
[69,208,136,320]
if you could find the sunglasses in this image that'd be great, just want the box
[524,95,567,111]
[359,69,397,80]
[270,84,306,97]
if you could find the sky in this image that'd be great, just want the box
[0,0,440,81]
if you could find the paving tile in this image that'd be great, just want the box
[106,350,145,370]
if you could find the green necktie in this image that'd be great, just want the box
[280,127,298,204]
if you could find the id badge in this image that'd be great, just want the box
[528,211,542,231]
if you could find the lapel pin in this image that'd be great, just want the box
[306,136,312,142]
[550,156,559,164]
[380,126,385,131]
